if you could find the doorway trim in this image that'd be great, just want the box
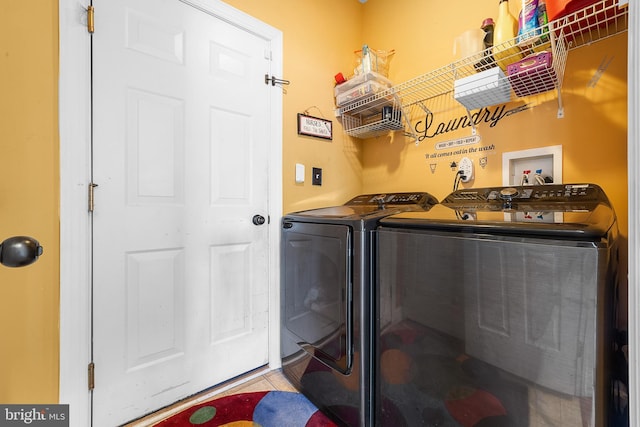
[628,1,639,423]
[58,1,283,425]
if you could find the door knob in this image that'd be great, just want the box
[252,215,266,226]
[0,236,43,268]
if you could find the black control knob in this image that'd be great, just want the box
[499,187,519,200]
[372,195,386,210]
[252,215,266,226]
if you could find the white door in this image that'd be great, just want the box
[91,0,274,424]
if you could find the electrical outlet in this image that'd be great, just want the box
[458,157,473,183]
[312,167,322,185]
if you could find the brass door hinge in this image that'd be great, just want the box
[87,6,95,34]
[88,362,95,391]
[88,182,98,212]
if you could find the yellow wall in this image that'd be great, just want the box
[360,0,627,213]
[225,0,627,243]
[0,2,60,402]
[222,0,366,213]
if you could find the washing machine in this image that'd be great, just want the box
[376,184,626,427]
[281,192,438,427]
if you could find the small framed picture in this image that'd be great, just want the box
[297,113,332,140]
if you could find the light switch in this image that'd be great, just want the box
[312,167,322,186]
[295,163,305,183]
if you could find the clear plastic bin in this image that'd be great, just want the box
[334,72,393,106]
[354,46,395,77]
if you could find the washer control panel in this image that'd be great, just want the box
[442,184,608,211]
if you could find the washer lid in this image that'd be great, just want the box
[285,192,438,220]
[289,204,391,219]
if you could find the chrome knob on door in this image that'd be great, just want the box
[252,214,266,226]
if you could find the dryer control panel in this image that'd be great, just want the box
[346,192,438,208]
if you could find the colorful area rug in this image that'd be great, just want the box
[155,390,338,426]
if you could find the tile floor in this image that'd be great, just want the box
[124,367,297,426]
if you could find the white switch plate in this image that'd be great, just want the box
[295,163,305,183]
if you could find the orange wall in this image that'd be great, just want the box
[0,2,60,402]
[222,0,366,213]
[360,0,627,218]
[226,0,627,241]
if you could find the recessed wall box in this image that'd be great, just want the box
[502,145,562,186]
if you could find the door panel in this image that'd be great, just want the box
[125,89,185,203]
[92,0,272,424]
[125,249,185,370]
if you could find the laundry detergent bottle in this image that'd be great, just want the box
[493,0,522,70]
[517,0,541,46]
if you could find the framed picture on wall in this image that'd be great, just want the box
[297,113,332,140]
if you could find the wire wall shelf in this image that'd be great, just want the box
[337,0,628,143]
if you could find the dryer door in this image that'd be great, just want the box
[282,221,352,373]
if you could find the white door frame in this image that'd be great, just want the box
[58,1,283,426]
[628,2,639,424]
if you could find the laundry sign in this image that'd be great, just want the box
[434,134,481,151]
[413,103,531,142]
[425,143,496,161]
[297,113,332,140]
